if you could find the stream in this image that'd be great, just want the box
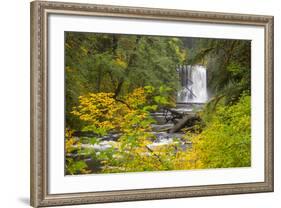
[68,65,208,170]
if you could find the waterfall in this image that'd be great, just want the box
[177,65,208,103]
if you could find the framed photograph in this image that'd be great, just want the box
[30,1,274,207]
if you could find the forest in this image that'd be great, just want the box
[65,32,251,174]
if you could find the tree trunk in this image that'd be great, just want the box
[169,113,199,133]
[113,79,124,98]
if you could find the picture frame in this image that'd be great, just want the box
[30,1,274,207]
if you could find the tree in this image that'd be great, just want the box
[188,38,251,104]
[65,32,187,129]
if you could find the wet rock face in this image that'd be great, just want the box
[100,133,120,141]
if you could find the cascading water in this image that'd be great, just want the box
[177,65,208,103]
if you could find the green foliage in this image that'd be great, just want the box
[67,86,190,173]
[188,38,251,104]
[64,32,252,174]
[71,87,165,135]
[66,158,89,175]
[65,129,91,175]
[186,95,251,169]
[65,32,186,129]
[66,94,251,174]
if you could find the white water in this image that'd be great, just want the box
[177,65,208,103]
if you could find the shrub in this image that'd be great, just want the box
[185,95,251,169]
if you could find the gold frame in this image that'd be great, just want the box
[30,1,274,207]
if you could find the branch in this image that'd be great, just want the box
[145,145,166,165]
[113,97,132,110]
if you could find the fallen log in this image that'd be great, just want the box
[169,113,200,133]
[163,107,184,117]
[161,107,184,124]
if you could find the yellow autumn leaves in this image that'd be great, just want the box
[71,88,150,135]
[68,87,202,173]
[67,86,251,174]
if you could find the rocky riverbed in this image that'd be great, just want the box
[67,103,204,172]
